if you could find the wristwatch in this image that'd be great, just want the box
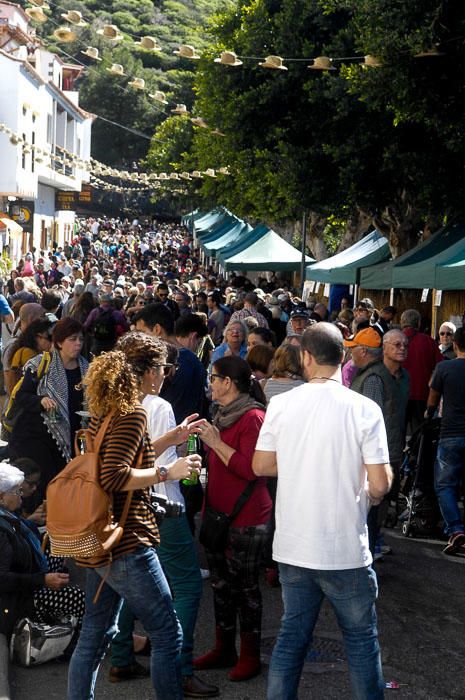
[157,466,168,482]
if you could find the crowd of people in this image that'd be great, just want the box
[0,214,464,699]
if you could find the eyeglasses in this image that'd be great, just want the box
[439,331,453,336]
[8,488,23,496]
[209,373,225,382]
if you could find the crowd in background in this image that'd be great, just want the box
[0,215,464,699]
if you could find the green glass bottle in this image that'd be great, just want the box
[182,433,199,486]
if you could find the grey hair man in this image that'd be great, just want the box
[253,322,392,700]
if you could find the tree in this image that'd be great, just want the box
[33,0,234,166]
[173,0,465,256]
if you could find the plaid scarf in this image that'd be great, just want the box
[26,350,88,462]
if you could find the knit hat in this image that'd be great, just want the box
[0,463,24,494]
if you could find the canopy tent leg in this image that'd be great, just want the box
[431,289,439,339]
[389,288,395,306]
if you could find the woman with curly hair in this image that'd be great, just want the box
[68,336,202,700]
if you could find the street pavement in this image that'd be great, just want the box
[9,530,465,699]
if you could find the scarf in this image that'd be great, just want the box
[26,350,88,462]
[213,393,265,431]
[0,507,48,573]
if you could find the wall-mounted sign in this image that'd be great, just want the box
[11,201,34,234]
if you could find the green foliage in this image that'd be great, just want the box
[30,0,233,167]
[183,0,465,248]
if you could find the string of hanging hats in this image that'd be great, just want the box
[0,121,231,185]
[25,3,229,139]
[22,0,454,160]
[23,0,452,74]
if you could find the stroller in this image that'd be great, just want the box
[398,418,442,538]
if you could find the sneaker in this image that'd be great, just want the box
[373,544,384,562]
[108,661,149,683]
[381,544,393,555]
[182,673,219,697]
[443,532,465,555]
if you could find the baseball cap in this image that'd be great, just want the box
[344,327,382,348]
[290,307,309,320]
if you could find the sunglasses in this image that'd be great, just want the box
[439,331,453,336]
[154,363,179,377]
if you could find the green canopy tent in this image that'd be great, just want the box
[223,228,314,271]
[217,224,270,266]
[196,214,240,242]
[434,237,465,290]
[392,223,465,288]
[194,208,229,233]
[305,230,389,284]
[181,209,205,229]
[200,221,253,258]
[361,223,465,290]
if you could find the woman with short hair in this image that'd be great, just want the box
[210,320,248,365]
[263,344,305,403]
[8,318,88,501]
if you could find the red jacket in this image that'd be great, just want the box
[206,408,272,527]
[402,328,443,401]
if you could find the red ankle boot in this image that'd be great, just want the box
[193,626,238,670]
[229,632,261,681]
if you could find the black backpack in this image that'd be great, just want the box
[92,308,117,347]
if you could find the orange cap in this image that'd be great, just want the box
[344,327,382,348]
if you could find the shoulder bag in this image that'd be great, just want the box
[199,475,257,553]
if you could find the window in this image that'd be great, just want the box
[22,133,26,169]
[47,114,53,143]
[31,132,35,173]
[22,106,27,117]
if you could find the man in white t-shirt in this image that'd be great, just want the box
[253,323,392,700]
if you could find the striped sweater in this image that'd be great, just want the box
[87,405,159,565]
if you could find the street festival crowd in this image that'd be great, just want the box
[0,216,464,700]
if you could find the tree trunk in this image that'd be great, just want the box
[336,209,373,253]
[305,211,327,261]
[372,191,423,257]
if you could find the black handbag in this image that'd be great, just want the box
[199,478,257,553]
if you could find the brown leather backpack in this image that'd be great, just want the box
[45,411,135,566]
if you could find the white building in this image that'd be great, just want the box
[0,1,94,261]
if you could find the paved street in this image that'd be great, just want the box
[9,531,465,699]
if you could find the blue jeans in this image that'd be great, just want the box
[434,437,465,536]
[110,514,202,676]
[267,564,384,700]
[68,546,183,700]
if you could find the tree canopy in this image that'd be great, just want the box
[149,0,465,254]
